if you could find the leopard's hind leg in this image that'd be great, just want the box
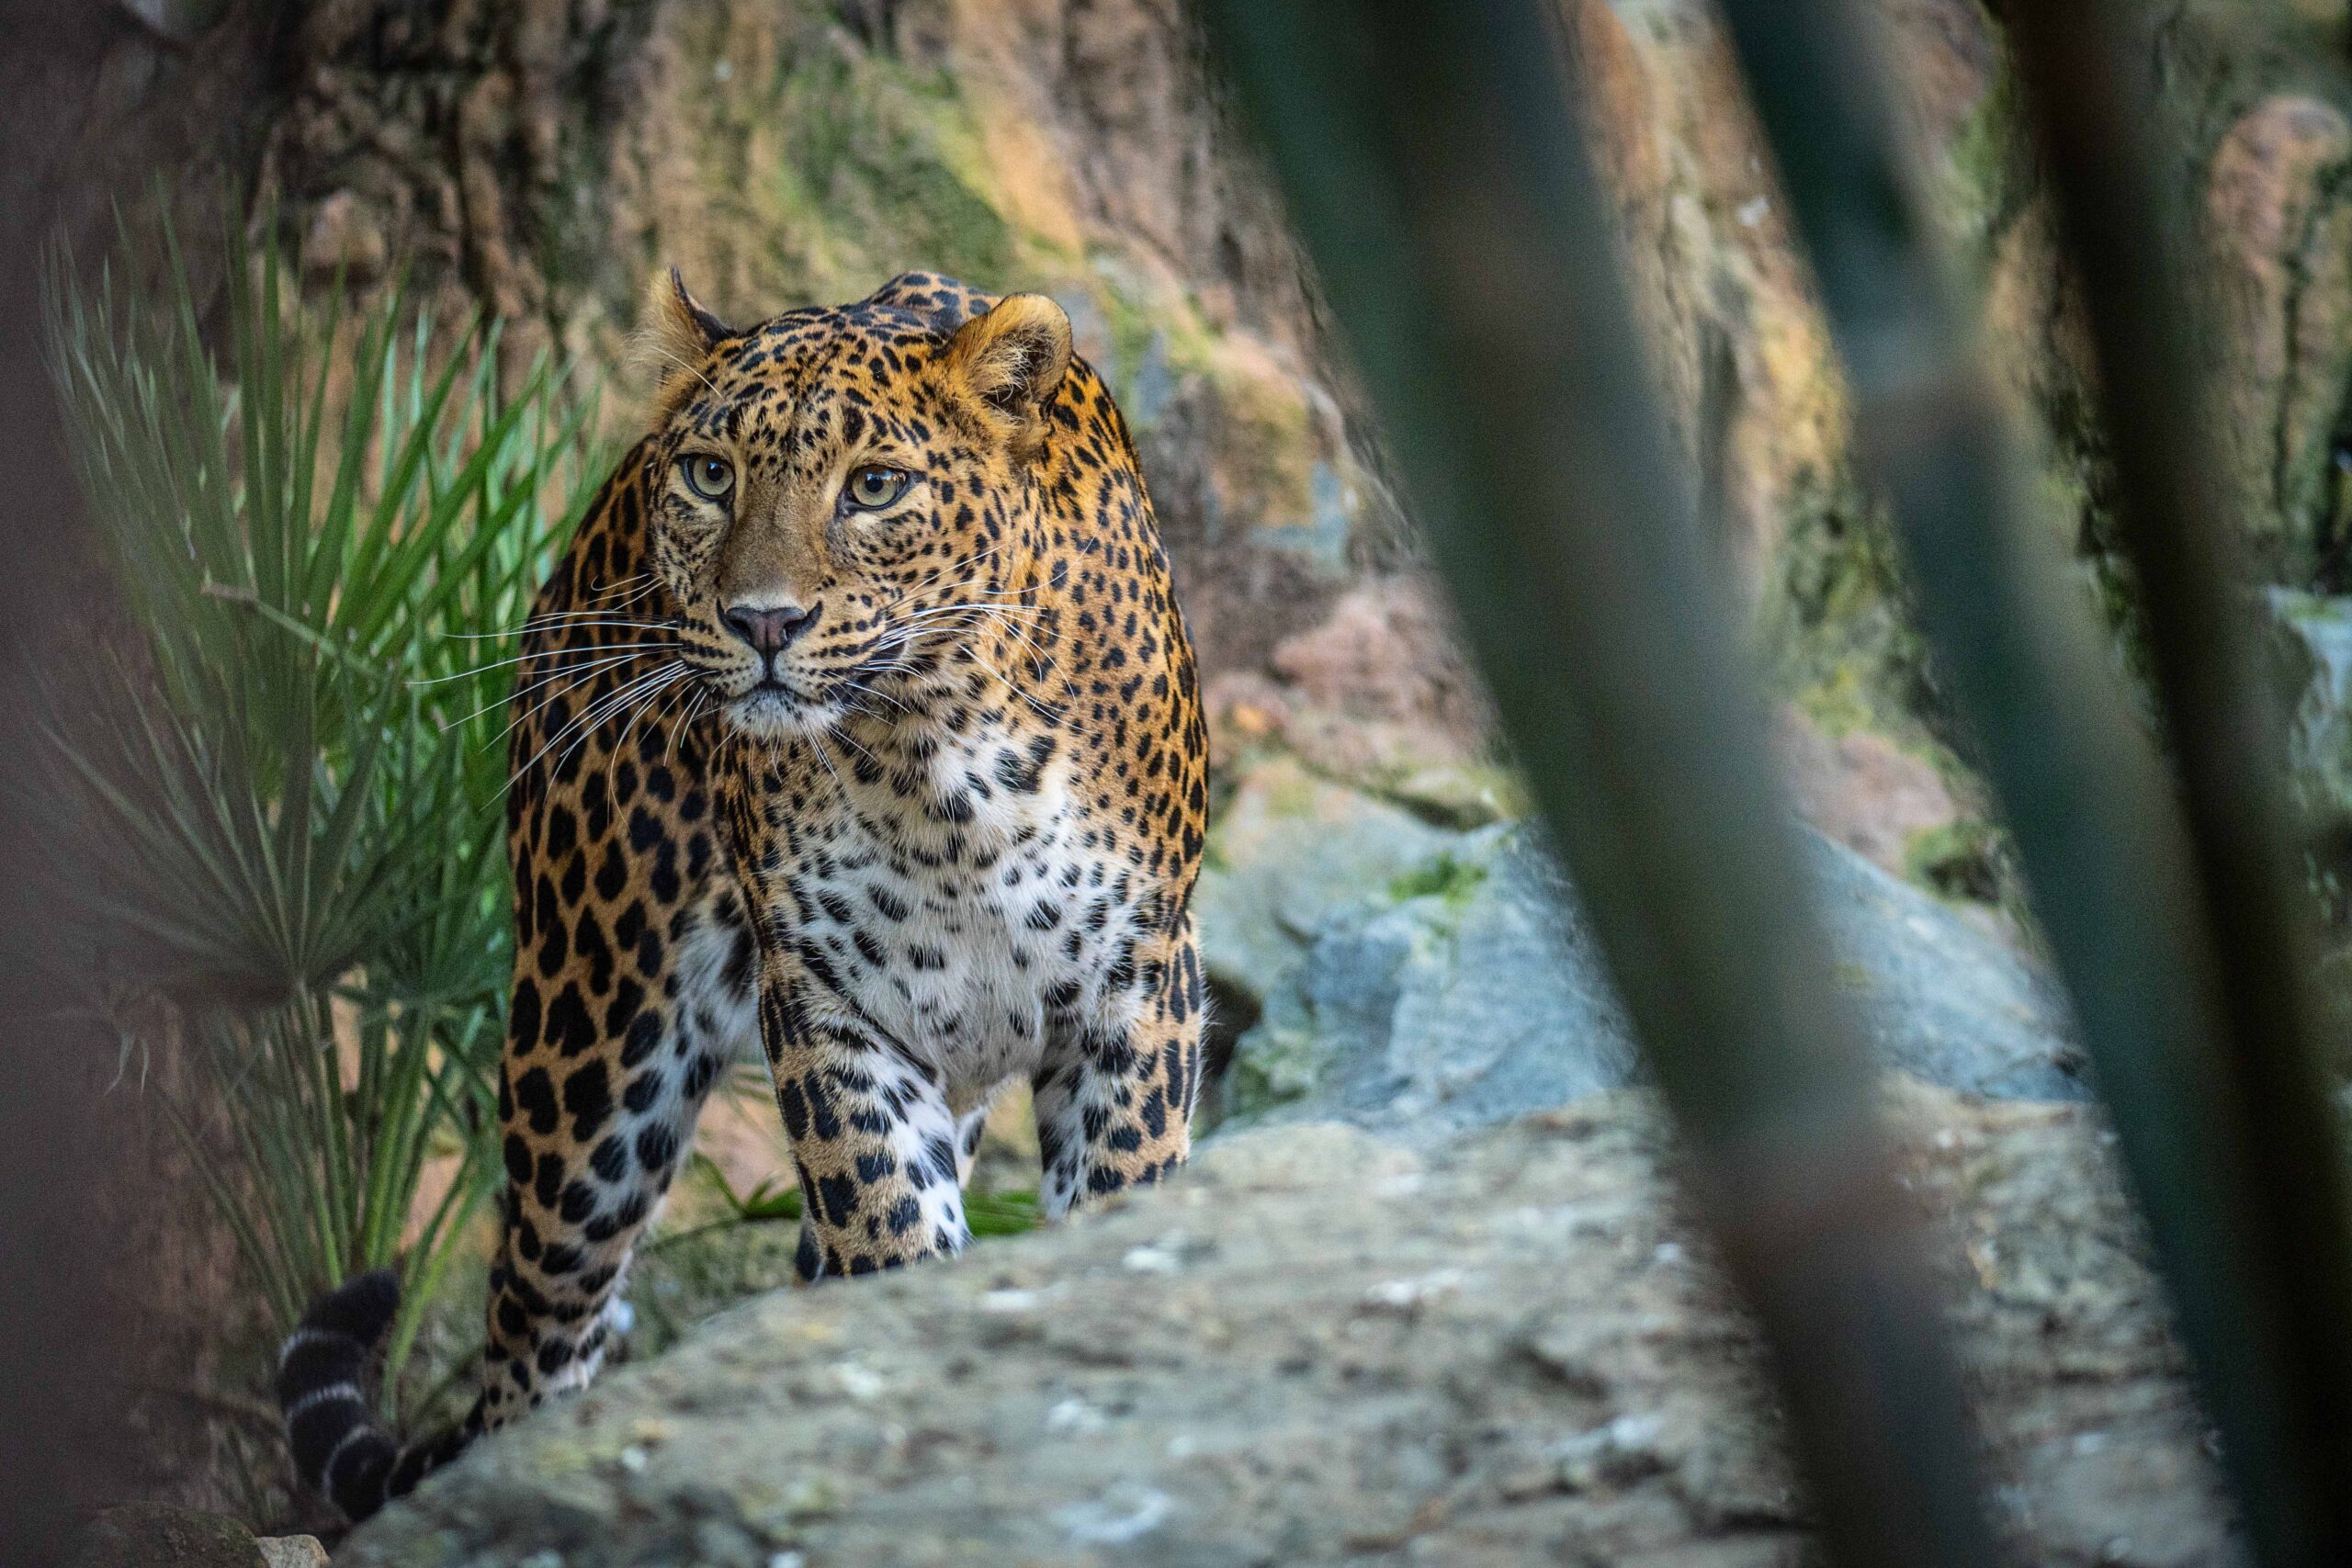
[479,869,753,1427]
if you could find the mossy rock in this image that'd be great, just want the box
[72,1504,263,1568]
[674,16,1023,308]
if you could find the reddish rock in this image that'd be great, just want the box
[2205,94,2352,573]
[1773,703,1963,877]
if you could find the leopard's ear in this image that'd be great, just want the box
[634,267,735,414]
[940,293,1071,458]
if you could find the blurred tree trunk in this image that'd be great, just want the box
[0,1,253,1551]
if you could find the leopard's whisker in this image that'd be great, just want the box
[647,671,700,750]
[893,583,1041,615]
[935,605,1067,721]
[980,606,1065,672]
[518,603,673,623]
[605,664,693,786]
[838,674,913,717]
[413,642,678,688]
[858,602,1047,676]
[443,616,680,640]
[663,684,709,770]
[826,715,883,771]
[482,649,676,751]
[518,665,663,772]
[585,572,658,604]
[897,601,1046,626]
[514,613,682,634]
[537,663,684,787]
[806,727,850,797]
[641,335,727,405]
[874,543,1013,615]
[514,661,681,785]
[441,648,667,732]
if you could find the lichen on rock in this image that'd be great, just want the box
[336,1083,2235,1568]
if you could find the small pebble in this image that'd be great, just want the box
[1364,1268,1468,1308]
[1046,1397,1108,1435]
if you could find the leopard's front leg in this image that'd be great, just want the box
[756,965,973,1281]
[1034,919,1206,1218]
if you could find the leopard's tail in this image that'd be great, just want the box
[275,1269,478,1522]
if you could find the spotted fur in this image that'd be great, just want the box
[277,271,1209,1518]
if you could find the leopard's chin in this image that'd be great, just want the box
[721,682,833,741]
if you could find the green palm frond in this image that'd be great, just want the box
[40,208,608,1406]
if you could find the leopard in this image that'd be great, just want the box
[275,269,1210,1522]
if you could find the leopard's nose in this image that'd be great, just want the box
[720,602,819,655]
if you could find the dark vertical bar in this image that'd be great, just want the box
[2004,6,2352,1560]
[1201,5,1999,1565]
[1712,3,2352,1562]
[0,6,141,1558]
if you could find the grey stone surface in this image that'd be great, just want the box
[1216,821,1640,1139]
[1204,761,2086,1143]
[1815,832,2088,1102]
[1193,757,1460,1004]
[340,1085,2233,1568]
[2267,588,2352,809]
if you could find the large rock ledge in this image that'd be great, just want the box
[343,1083,2233,1567]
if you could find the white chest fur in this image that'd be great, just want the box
[778,723,1153,1108]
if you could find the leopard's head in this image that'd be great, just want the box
[638,269,1072,740]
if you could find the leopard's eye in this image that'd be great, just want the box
[843,465,911,512]
[680,455,734,502]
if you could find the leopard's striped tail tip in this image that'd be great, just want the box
[276,1269,470,1522]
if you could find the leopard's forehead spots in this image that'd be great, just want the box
[664,304,950,467]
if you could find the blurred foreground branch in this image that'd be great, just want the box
[1711,2,2352,1561]
[1204,5,2001,1564]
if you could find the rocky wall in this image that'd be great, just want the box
[36,2,2352,755]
